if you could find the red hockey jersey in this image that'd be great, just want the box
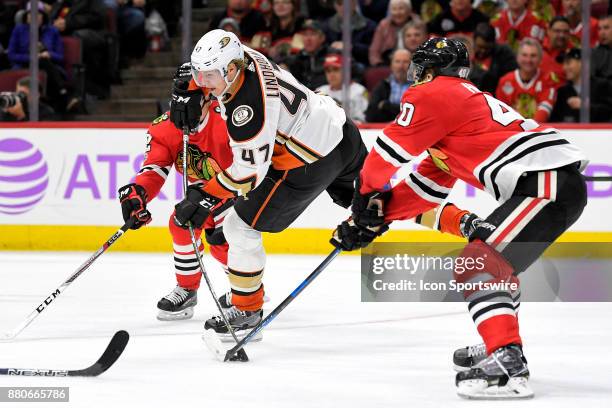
[495,69,557,122]
[359,76,586,222]
[135,102,233,201]
[491,9,546,51]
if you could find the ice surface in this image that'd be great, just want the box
[1,252,611,407]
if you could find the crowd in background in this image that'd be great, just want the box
[1,0,611,122]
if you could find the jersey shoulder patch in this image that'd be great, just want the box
[224,69,265,142]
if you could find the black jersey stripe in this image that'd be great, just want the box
[468,291,513,311]
[409,173,448,200]
[173,256,198,264]
[228,268,264,277]
[490,139,570,200]
[477,130,558,186]
[375,137,411,164]
[471,302,515,322]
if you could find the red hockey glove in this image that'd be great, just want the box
[118,183,152,229]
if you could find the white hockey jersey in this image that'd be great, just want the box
[204,46,347,199]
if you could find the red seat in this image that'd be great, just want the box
[0,69,47,96]
[364,66,391,92]
[61,37,83,81]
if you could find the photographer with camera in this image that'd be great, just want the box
[0,76,56,122]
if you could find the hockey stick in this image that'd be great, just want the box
[0,219,136,342]
[0,330,129,377]
[180,127,249,362]
[204,247,342,362]
[584,175,612,182]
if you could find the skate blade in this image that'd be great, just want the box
[457,377,534,400]
[218,330,262,343]
[156,307,195,321]
[453,364,472,372]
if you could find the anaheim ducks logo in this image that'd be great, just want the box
[219,37,231,48]
[176,145,222,181]
[427,147,450,173]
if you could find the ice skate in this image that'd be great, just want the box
[453,343,487,371]
[157,286,197,321]
[456,344,533,399]
[204,307,263,343]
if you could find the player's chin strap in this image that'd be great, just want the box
[180,126,249,362]
[219,68,243,103]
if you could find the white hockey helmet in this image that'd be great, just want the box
[191,29,244,87]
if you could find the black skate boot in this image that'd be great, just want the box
[453,343,487,371]
[456,344,533,399]
[204,307,263,343]
[156,286,197,321]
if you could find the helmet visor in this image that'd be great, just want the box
[191,67,224,88]
[407,61,425,83]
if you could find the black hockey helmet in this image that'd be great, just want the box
[408,37,470,83]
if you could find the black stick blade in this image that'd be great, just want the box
[69,330,129,377]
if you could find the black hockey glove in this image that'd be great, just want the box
[460,212,484,239]
[169,62,204,133]
[174,185,221,229]
[351,177,390,229]
[330,218,389,251]
[118,183,152,230]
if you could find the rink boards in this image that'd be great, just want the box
[1,123,611,252]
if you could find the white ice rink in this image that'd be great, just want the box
[1,251,611,408]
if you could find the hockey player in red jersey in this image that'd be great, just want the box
[333,38,587,399]
[496,38,557,122]
[118,70,234,321]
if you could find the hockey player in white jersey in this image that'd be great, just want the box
[169,30,368,340]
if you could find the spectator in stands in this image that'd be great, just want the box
[315,54,369,122]
[304,0,336,20]
[562,0,599,47]
[491,0,546,53]
[428,0,489,37]
[360,0,391,23]
[592,15,612,80]
[365,49,411,122]
[541,16,572,86]
[325,0,376,67]
[287,19,329,90]
[529,0,561,24]
[402,19,428,52]
[104,1,147,62]
[0,76,56,121]
[50,0,109,99]
[219,17,241,35]
[7,2,79,113]
[550,48,612,122]
[416,0,450,23]
[475,0,502,19]
[470,22,517,94]
[255,0,305,60]
[369,0,420,66]
[496,38,556,122]
[208,0,267,41]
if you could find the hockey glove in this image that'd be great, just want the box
[169,62,204,133]
[174,185,221,229]
[118,183,152,229]
[351,177,390,229]
[438,203,483,238]
[330,218,389,251]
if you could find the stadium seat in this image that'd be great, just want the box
[363,66,391,92]
[0,69,47,96]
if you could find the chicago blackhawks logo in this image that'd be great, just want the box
[176,145,222,180]
[427,147,451,173]
[515,93,537,119]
